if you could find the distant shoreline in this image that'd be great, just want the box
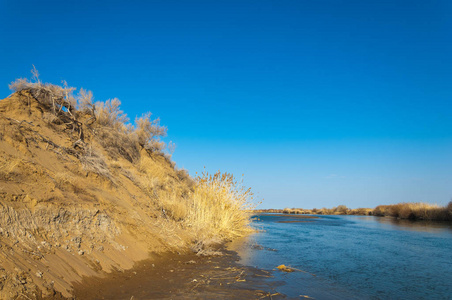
[254,201,452,222]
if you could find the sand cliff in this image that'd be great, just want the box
[0,88,250,299]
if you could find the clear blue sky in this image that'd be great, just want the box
[1,0,451,208]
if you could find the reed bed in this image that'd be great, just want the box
[185,171,255,253]
[373,202,452,221]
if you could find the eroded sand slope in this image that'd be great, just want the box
[0,91,194,299]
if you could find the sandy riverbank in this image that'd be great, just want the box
[72,248,285,300]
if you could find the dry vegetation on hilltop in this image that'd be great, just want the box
[0,67,254,299]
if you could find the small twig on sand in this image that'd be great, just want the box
[254,273,272,278]
[191,282,202,291]
[257,291,282,299]
[16,293,32,300]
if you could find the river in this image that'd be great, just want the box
[230,214,452,299]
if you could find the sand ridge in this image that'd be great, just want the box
[0,91,195,299]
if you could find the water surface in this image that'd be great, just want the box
[230,214,452,299]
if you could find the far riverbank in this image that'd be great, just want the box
[256,201,452,222]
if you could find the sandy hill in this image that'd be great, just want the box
[0,77,252,299]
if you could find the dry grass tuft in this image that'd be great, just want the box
[138,156,172,193]
[137,155,192,223]
[79,145,112,179]
[159,191,189,221]
[137,168,255,254]
[185,171,255,245]
[54,172,85,193]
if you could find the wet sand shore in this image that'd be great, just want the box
[72,248,285,300]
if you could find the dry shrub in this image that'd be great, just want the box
[95,98,129,129]
[9,77,31,92]
[77,88,95,115]
[167,141,176,157]
[134,112,167,152]
[10,66,76,115]
[176,168,195,188]
[94,101,167,156]
[333,205,349,214]
[95,127,140,162]
[373,205,390,216]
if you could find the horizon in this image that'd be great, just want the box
[1,0,451,209]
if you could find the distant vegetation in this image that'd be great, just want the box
[256,202,452,222]
[373,202,452,221]
[255,206,372,216]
